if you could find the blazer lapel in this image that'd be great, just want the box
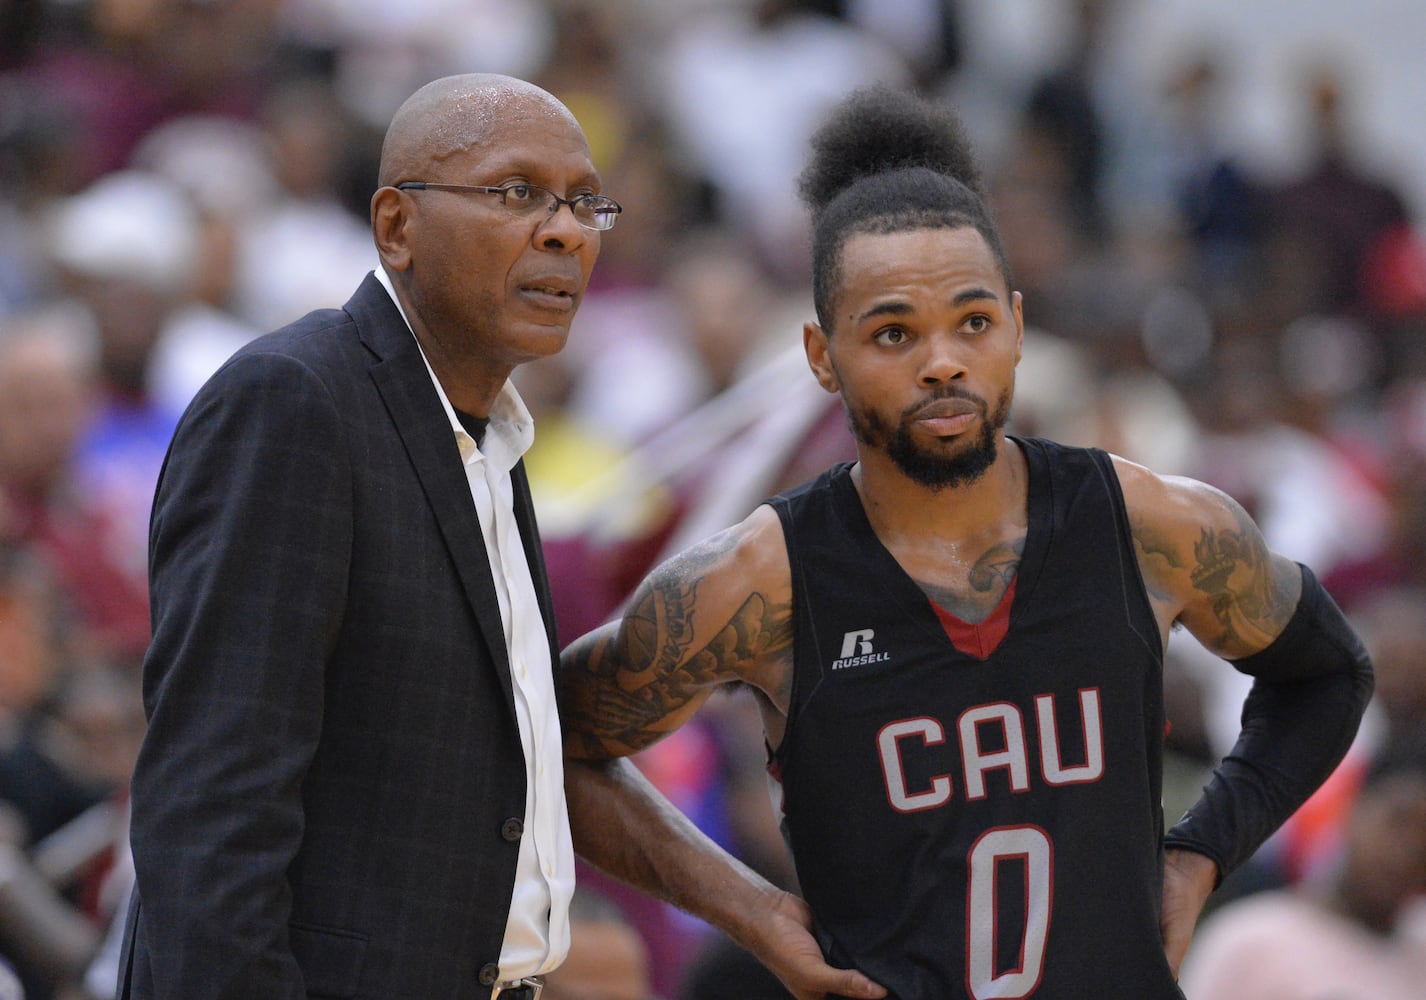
[346,275,518,709]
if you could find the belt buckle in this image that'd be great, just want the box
[491,977,543,999]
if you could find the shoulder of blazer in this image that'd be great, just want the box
[345,271,422,365]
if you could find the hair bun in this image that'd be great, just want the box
[798,85,982,215]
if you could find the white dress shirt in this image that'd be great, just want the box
[375,268,573,978]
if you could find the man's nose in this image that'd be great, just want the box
[918,334,968,385]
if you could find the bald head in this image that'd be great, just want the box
[377,74,583,188]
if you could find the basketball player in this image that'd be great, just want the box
[558,86,1374,999]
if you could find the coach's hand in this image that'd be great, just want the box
[1160,847,1219,979]
[746,890,887,1000]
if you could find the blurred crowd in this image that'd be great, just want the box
[1,0,1424,998]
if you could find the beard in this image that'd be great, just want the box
[849,385,1012,490]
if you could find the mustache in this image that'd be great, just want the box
[901,386,986,420]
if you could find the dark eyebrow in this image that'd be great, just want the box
[854,286,1001,325]
[952,287,1001,307]
[855,301,913,324]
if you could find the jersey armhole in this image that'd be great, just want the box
[1094,449,1165,663]
[766,497,806,764]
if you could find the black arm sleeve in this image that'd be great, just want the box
[1163,564,1374,880]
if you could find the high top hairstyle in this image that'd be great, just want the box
[798,85,1012,332]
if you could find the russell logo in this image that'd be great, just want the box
[833,628,890,670]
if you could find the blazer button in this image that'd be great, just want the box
[501,817,524,842]
[478,962,500,986]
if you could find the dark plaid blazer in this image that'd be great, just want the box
[119,273,559,999]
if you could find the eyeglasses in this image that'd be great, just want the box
[396,181,622,231]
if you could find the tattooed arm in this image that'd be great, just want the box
[559,505,795,759]
[1113,457,1373,979]
[559,507,886,1000]
[1112,456,1300,657]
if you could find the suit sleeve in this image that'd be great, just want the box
[129,350,353,999]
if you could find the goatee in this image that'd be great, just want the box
[850,387,1012,491]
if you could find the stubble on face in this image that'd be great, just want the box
[848,384,1012,490]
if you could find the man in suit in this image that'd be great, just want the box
[119,73,622,1000]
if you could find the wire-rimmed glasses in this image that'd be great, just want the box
[395,181,622,231]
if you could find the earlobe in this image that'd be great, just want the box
[371,187,412,272]
[803,321,839,393]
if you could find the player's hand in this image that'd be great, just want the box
[746,890,887,1000]
[1160,847,1219,979]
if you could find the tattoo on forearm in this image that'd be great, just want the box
[561,532,791,756]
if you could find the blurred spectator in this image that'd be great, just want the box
[0,78,90,312]
[1016,0,1112,246]
[1354,587,1426,741]
[0,305,149,675]
[1140,51,1271,305]
[824,0,962,91]
[1323,382,1426,609]
[0,549,71,794]
[38,171,200,655]
[1260,60,1412,325]
[1180,330,1388,581]
[652,0,909,274]
[987,4,1160,363]
[281,0,555,133]
[0,595,141,1000]
[227,78,378,332]
[128,115,270,413]
[4,0,281,185]
[561,228,792,455]
[1178,731,1426,1000]
[534,0,650,180]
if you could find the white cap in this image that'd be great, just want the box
[43,169,201,295]
[130,114,278,215]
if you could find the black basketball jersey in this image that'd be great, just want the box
[767,438,1186,1000]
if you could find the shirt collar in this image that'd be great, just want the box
[373,267,535,472]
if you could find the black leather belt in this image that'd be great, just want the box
[490,978,543,999]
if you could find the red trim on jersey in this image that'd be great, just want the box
[931,578,1016,659]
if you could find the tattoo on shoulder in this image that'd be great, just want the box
[1187,507,1294,648]
[563,531,792,756]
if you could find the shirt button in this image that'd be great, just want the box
[501,817,524,842]
[478,962,500,986]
